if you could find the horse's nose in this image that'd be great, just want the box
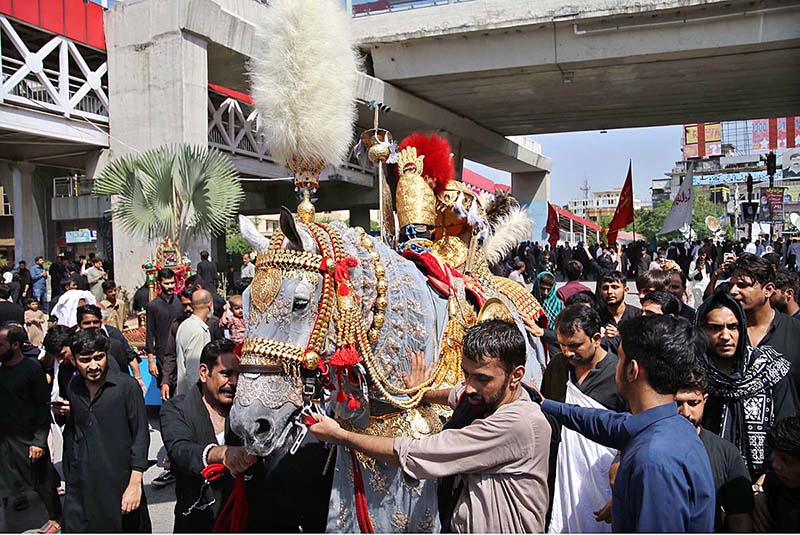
[255,418,272,436]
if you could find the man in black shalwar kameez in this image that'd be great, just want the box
[0,324,61,532]
[56,328,152,532]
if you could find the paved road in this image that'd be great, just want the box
[143,412,177,534]
[3,411,174,534]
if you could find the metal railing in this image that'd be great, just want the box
[0,15,109,124]
[53,176,98,198]
[351,0,473,17]
[207,89,373,175]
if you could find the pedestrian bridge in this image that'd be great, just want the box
[352,0,800,135]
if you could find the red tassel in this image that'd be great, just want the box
[347,394,361,410]
[330,346,360,367]
[213,472,249,532]
[351,451,375,533]
[335,369,347,403]
[333,257,359,284]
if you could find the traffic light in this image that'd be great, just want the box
[766,151,777,176]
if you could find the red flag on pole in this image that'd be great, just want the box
[606,162,634,245]
[546,202,560,248]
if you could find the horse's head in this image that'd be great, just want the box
[229,208,333,457]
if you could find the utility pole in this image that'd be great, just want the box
[766,151,777,241]
[580,176,590,199]
[746,172,754,242]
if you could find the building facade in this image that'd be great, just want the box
[567,189,643,223]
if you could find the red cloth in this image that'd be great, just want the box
[201,464,249,533]
[351,450,375,533]
[401,249,486,307]
[606,162,634,245]
[556,280,592,303]
[546,202,560,248]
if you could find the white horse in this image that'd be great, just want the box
[229,209,545,532]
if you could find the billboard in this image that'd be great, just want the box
[752,117,800,152]
[65,230,96,244]
[693,170,769,186]
[683,123,722,158]
[784,148,800,178]
[758,188,785,224]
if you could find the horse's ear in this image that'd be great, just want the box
[279,206,304,251]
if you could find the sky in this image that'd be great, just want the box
[464,124,685,206]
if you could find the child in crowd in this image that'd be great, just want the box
[220,294,246,344]
[23,297,47,347]
[756,416,800,532]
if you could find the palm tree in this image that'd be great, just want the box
[94,144,244,245]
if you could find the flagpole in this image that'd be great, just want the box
[630,160,636,241]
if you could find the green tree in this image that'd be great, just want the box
[94,144,244,244]
[226,227,253,257]
[624,187,732,242]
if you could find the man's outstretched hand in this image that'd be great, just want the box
[521,314,544,338]
[402,351,434,390]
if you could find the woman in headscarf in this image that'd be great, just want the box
[532,271,562,330]
[696,289,798,478]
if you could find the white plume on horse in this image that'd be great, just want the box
[238,214,269,252]
[483,206,533,264]
[249,0,361,167]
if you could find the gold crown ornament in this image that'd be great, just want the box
[288,155,325,192]
[395,146,437,229]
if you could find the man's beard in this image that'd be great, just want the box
[773,297,788,314]
[84,367,106,384]
[465,377,509,416]
[0,347,14,362]
[680,413,700,428]
[566,351,595,367]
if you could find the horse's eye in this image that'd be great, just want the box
[293,297,309,311]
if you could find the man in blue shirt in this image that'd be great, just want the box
[30,256,48,310]
[538,314,715,532]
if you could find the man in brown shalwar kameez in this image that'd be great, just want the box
[310,318,551,533]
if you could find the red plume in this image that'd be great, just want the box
[397,133,455,193]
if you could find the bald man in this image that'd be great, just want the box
[174,289,213,396]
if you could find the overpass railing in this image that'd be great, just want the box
[53,176,98,198]
[0,15,109,124]
[207,88,373,175]
[351,0,474,17]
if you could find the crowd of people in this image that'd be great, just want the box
[0,250,261,533]
[2,235,800,533]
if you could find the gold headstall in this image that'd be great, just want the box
[241,222,341,376]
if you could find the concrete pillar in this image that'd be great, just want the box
[511,171,550,204]
[349,208,371,232]
[569,218,574,244]
[104,19,210,294]
[5,163,46,264]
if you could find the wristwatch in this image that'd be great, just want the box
[752,483,764,494]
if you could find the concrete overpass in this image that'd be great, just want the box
[352,0,800,136]
[104,0,552,292]
[0,2,110,264]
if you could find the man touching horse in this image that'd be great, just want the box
[310,319,552,533]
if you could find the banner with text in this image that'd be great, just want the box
[758,187,786,224]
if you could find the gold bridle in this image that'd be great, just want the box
[240,221,341,376]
